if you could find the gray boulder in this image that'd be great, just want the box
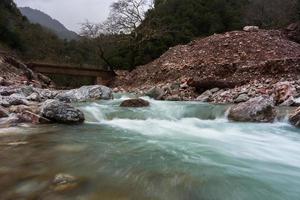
[289,107,300,128]
[41,100,85,124]
[5,94,29,106]
[145,86,164,100]
[56,85,113,103]
[228,96,277,122]
[196,90,212,102]
[120,98,150,107]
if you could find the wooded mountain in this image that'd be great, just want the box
[19,7,78,40]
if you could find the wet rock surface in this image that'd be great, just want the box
[120,98,150,107]
[228,96,277,122]
[56,85,113,103]
[289,107,300,128]
[0,106,9,118]
[41,100,85,124]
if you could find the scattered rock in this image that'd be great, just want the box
[0,106,9,118]
[274,81,296,105]
[9,104,40,114]
[196,90,212,102]
[120,98,150,107]
[145,86,164,100]
[165,95,182,101]
[243,26,259,32]
[41,100,85,124]
[56,85,113,103]
[5,94,29,106]
[26,92,41,102]
[234,93,250,103]
[0,114,21,128]
[0,96,10,107]
[210,88,220,93]
[289,107,300,127]
[19,111,51,124]
[228,96,277,122]
[52,173,80,192]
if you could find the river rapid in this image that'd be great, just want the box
[0,94,300,200]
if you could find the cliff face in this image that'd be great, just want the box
[116,29,300,90]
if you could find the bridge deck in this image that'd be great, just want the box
[26,63,115,86]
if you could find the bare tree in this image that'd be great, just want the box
[80,21,116,74]
[105,0,153,34]
[80,20,104,38]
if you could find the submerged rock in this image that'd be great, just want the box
[289,107,300,128]
[52,173,80,192]
[56,85,113,103]
[41,100,85,124]
[120,98,150,107]
[228,96,277,122]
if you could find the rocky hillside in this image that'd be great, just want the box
[114,28,300,103]
[0,52,53,88]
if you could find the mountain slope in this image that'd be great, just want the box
[19,7,78,40]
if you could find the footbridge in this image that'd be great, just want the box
[26,62,116,86]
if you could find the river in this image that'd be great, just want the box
[0,95,299,200]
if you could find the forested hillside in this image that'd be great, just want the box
[19,7,78,40]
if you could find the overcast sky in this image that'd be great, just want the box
[14,0,115,32]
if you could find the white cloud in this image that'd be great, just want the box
[14,0,115,32]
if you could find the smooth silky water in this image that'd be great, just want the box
[0,94,300,200]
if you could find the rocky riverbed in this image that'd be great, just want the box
[0,85,113,127]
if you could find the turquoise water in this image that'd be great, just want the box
[0,95,299,199]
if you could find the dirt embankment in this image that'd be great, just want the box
[114,28,300,104]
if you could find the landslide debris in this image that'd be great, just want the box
[115,29,300,89]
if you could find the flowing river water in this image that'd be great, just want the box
[0,94,300,200]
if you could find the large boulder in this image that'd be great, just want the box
[41,100,85,124]
[56,85,113,103]
[120,98,150,107]
[228,96,277,122]
[289,107,300,128]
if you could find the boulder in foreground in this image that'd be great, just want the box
[56,85,113,103]
[228,96,277,122]
[41,100,85,124]
[120,98,150,107]
[289,107,300,128]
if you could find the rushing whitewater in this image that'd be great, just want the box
[0,95,300,200]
